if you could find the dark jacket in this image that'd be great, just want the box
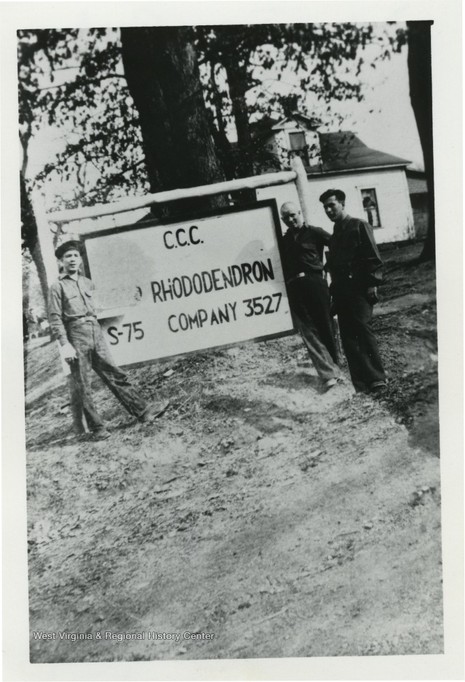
[281,224,331,280]
[327,215,383,290]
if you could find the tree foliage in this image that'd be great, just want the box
[18,21,424,267]
[18,28,148,213]
[18,28,151,305]
[18,22,405,216]
[195,22,402,177]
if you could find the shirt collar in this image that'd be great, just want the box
[287,223,307,236]
[59,272,81,281]
[335,214,350,229]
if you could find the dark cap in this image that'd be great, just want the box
[55,238,83,259]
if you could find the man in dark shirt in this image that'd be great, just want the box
[280,202,341,391]
[48,238,168,441]
[319,189,386,393]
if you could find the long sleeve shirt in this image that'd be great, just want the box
[281,224,331,280]
[327,215,383,289]
[48,274,97,345]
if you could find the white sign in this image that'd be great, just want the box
[83,201,293,366]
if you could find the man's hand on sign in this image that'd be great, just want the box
[62,342,78,363]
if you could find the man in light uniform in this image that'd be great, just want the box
[48,237,168,441]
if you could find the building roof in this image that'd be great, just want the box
[307,132,410,174]
[250,113,322,139]
[251,114,411,173]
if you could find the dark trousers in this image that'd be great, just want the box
[67,319,147,433]
[289,273,340,381]
[333,286,385,391]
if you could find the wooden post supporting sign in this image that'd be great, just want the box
[291,155,313,224]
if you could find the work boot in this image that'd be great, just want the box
[91,427,111,441]
[322,377,339,392]
[138,399,170,423]
[369,380,387,394]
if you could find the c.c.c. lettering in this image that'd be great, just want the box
[163,226,202,250]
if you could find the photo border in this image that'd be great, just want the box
[2,2,463,680]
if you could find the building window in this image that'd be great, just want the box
[361,188,381,227]
[289,131,308,164]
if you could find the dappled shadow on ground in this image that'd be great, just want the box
[260,371,320,392]
[204,395,306,434]
[407,408,440,455]
[371,244,439,457]
[375,374,440,457]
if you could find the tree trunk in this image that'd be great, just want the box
[20,172,49,304]
[209,62,235,180]
[224,59,252,157]
[120,26,227,217]
[222,56,256,202]
[21,172,49,386]
[407,21,435,262]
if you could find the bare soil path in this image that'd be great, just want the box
[25,242,442,662]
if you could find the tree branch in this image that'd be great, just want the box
[32,73,127,93]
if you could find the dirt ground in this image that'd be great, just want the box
[25,241,443,663]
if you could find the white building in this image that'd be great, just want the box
[254,114,415,243]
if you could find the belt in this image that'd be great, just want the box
[287,271,323,284]
[68,313,97,321]
[286,272,307,284]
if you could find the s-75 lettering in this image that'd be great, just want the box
[107,321,145,345]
